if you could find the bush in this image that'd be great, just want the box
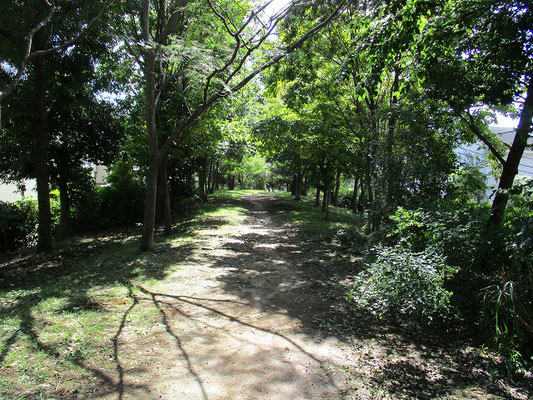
[0,198,38,252]
[479,282,532,374]
[347,245,456,324]
[334,226,367,252]
[387,204,490,271]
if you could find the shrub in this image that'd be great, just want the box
[0,198,38,252]
[334,226,367,252]
[387,204,490,271]
[479,282,532,374]
[347,245,456,324]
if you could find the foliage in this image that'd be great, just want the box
[387,204,490,271]
[478,178,533,373]
[347,245,456,324]
[446,161,489,204]
[81,162,145,230]
[0,199,38,252]
[479,281,532,375]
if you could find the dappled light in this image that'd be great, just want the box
[1,192,531,399]
[1,0,533,397]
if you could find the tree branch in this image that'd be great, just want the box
[1,0,117,103]
[160,0,347,158]
[460,112,506,165]
[0,3,55,102]
[28,0,117,59]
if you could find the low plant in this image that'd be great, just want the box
[346,245,456,324]
[0,198,38,252]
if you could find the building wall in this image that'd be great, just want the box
[457,126,533,199]
[0,180,37,202]
[0,165,109,203]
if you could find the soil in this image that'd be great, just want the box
[98,193,531,400]
[3,193,531,399]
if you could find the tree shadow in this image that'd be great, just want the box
[185,194,530,399]
[137,285,340,399]
[0,228,201,399]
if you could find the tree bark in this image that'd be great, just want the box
[32,52,53,253]
[56,177,70,241]
[489,79,533,226]
[360,182,366,212]
[156,153,172,235]
[139,47,161,251]
[207,158,214,194]
[322,181,328,212]
[198,158,208,202]
[315,186,320,206]
[351,177,358,212]
[294,172,302,200]
[333,170,341,206]
[323,182,330,219]
[365,155,374,208]
[385,68,399,209]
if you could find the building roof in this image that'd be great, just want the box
[489,126,533,147]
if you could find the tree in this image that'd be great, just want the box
[395,0,533,225]
[1,39,123,240]
[115,0,347,250]
[0,0,117,252]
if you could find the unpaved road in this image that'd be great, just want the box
[112,194,353,400]
[105,194,530,400]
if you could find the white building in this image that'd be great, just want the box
[0,165,109,203]
[458,126,533,199]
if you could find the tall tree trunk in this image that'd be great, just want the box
[386,69,399,209]
[333,170,341,206]
[322,181,329,212]
[291,174,297,196]
[156,153,171,235]
[207,158,213,194]
[315,186,321,206]
[365,155,374,208]
[140,0,188,250]
[56,177,70,242]
[360,182,366,212]
[351,177,359,212]
[139,47,161,251]
[32,53,53,253]
[323,181,330,219]
[198,158,208,202]
[489,79,533,226]
[210,159,219,193]
[294,172,302,200]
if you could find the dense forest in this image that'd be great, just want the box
[1,0,532,398]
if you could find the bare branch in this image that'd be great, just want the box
[203,0,257,102]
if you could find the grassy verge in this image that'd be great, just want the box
[0,199,249,400]
[272,191,362,235]
[210,189,268,200]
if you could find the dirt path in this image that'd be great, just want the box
[109,194,353,400]
[104,194,530,400]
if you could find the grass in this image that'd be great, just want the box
[273,191,362,234]
[0,198,251,400]
[210,189,268,200]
